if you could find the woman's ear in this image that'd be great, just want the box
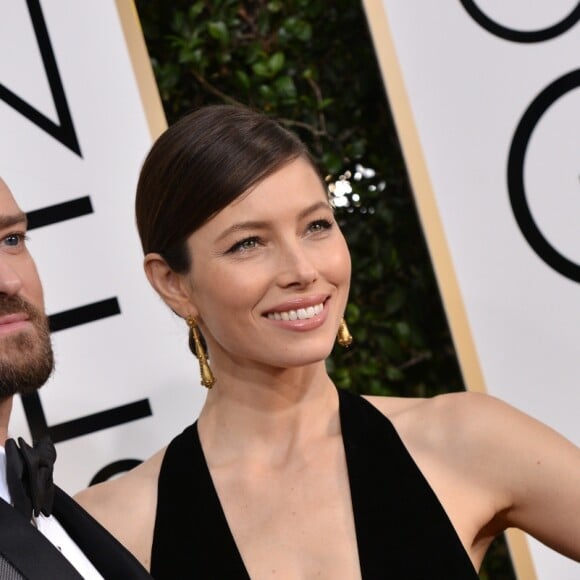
[144,253,197,319]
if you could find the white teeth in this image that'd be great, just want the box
[267,302,324,321]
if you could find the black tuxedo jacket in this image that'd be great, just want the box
[0,486,152,579]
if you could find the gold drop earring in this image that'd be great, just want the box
[187,316,216,389]
[337,318,353,347]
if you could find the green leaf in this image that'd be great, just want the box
[267,1,283,12]
[319,97,334,110]
[207,21,229,45]
[293,20,312,41]
[258,84,275,100]
[234,70,251,91]
[252,61,271,78]
[274,75,296,98]
[268,52,285,75]
[394,321,411,340]
[189,1,205,18]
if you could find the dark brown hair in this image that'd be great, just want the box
[135,104,310,273]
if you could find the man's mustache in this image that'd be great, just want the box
[0,295,46,326]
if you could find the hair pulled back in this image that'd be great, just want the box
[135,104,309,273]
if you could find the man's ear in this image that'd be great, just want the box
[144,253,197,319]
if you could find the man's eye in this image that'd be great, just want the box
[3,233,26,247]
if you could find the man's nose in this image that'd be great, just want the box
[0,258,23,296]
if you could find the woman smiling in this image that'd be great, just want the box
[75,105,580,579]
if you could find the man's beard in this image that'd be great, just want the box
[0,295,54,398]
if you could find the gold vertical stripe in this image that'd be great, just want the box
[115,0,167,140]
[361,1,537,578]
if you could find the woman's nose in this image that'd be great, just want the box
[276,243,318,288]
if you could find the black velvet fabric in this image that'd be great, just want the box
[151,417,248,580]
[151,388,479,579]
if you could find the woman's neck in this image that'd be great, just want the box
[197,362,339,465]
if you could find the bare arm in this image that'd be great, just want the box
[74,448,165,571]
[473,394,580,560]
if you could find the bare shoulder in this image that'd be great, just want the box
[365,391,580,554]
[75,446,165,512]
[364,389,569,457]
[75,447,167,570]
[365,388,496,420]
[364,390,580,562]
[364,391,468,455]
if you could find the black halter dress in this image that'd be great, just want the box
[151,388,479,579]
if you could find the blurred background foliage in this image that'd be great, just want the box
[135,1,515,577]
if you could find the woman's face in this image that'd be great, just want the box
[183,156,351,371]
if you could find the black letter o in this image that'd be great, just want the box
[507,69,580,282]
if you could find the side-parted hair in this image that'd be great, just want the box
[135,104,310,273]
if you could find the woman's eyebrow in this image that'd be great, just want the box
[297,201,332,220]
[215,220,269,243]
[215,201,332,243]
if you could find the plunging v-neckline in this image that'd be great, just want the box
[190,423,250,578]
[189,390,358,579]
[151,388,479,579]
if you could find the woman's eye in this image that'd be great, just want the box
[228,236,260,253]
[308,219,333,234]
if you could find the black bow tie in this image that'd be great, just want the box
[5,436,56,519]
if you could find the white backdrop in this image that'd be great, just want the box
[2,1,579,577]
[0,0,205,494]
[363,1,580,579]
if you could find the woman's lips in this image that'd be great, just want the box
[266,302,324,321]
[264,299,328,331]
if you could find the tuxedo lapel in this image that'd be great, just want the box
[53,487,152,579]
[0,497,83,580]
